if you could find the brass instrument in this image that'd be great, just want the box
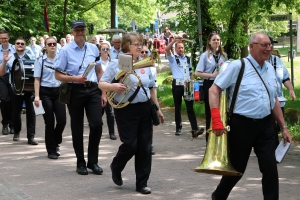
[107,50,159,109]
[192,61,242,176]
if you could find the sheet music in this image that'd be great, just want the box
[278,96,287,102]
[32,100,45,115]
[82,62,96,78]
[118,54,133,72]
[275,139,291,163]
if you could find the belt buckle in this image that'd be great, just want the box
[84,81,91,87]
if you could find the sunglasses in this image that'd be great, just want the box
[101,48,109,51]
[16,42,25,46]
[47,43,57,47]
[141,51,149,54]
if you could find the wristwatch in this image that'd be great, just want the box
[281,125,288,130]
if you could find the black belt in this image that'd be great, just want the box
[71,82,98,88]
[232,113,270,121]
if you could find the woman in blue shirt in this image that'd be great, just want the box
[195,32,227,142]
[34,37,66,159]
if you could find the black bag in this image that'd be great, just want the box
[151,103,160,126]
[59,83,72,104]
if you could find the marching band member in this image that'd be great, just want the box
[166,36,203,138]
[34,37,66,159]
[1,38,37,145]
[195,31,227,142]
[98,41,117,140]
[54,20,104,175]
[99,32,164,195]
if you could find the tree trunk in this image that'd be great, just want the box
[63,0,68,36]
[241,19,248,58]
[111,0,116,29]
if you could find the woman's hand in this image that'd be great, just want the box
[34,96,40,107]
[158,109,164,124]
[112,83,126,93]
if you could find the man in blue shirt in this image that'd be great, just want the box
[109,35,123,59]
[28,36,42,59]
[0,30,15,135]
[1,38,38,145]
[209,33,292,200]
[166,36,203,138]
[54,20,105,176]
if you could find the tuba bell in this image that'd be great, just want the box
[107,50,159,109]
[192,61,242,176]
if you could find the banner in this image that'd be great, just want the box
[44,4,50,33]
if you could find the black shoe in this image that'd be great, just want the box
[110,164,123,186]
[10,127,14,134]
[136,186,151,194]
[13,133,20,141]
[175,129,181,136]
[211,191,216,200]
[87,164,103,175]
[76,166,88,175]
[56,147,61,156]
[109,134,117,140]
[48,153,58,159]
[28,138,38,145]
[2,126,9,135]
[191,128,205,138]
[151,146,155,155]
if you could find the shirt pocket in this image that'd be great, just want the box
[240,78,261,99]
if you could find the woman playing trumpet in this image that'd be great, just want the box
[98,32,164,194]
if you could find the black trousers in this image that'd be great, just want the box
[112,101,152,189]
[67,84,103,167]
[172,80,198,130]
[40,86,66,154]
[102,103,115,134]
[0,74,13,128]
[214,114,278,200]
[203,79,214,141]
[10,90,35,139]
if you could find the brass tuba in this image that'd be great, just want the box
[192,61,242,176]
[107,50,159,109]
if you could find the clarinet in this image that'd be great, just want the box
[273,56,276,71]
[44,65,74,76]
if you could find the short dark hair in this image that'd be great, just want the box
[15,38,26,43]
[0,30,9,35]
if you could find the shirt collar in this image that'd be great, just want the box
[247,54,269,70]
[70,40,87,50]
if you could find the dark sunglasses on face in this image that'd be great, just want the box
[16,42,25,46]
[101,48,109,51]
[141,51,148,54]
[47,43,57,47]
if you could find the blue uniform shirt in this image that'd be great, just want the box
[196,51,227,80]
[109,47,123,59]
[0,43,16,73]
[5,52,34,72]
[269,55,290,107]
[166,53,192,80]
[100,59,155,104]
[214,55,278,119]
[29,45,42,59]
[54,41,100,83]
[34,54,61,87]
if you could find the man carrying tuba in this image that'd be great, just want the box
[209,33,292,200]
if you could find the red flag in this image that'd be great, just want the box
[44,4,50,33]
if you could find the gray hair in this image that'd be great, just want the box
[112,35,122,42]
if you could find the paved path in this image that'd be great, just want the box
[0,106,299,200]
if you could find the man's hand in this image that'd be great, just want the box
[211,108,225,136]
[74,75,88,84]
[101,92,107,108]
[158,109,164,124]
[289,90,296,101]
[282,128,292,145]
[3,50,11,63]
[34,96,40,107]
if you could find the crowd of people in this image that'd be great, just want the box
[0,20,296,198]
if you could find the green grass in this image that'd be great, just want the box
[157,55,300,140]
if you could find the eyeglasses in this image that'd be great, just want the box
[114,41,121,44]
[30,40,36,42]
[0,38,8,40]
[47,43,57,47]
[73,28,86,33]
[101,48,109,51]
[16,42,25,46]
[131,43,142,48]
[141,51,149,54]
[253,42,272,48]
